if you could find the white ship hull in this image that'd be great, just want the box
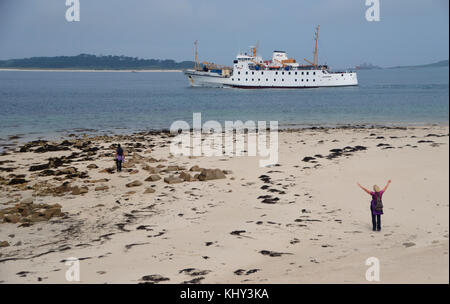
[185,69,358,88]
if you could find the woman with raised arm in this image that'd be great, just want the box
[357,180,391,231]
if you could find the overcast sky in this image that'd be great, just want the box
[0,0,448,68]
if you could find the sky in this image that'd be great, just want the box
[0,0,448,68]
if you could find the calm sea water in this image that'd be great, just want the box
[0,67,448,143]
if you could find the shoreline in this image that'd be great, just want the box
[1,122,448,150]
[0,68,183,73]
[0,125,448,283]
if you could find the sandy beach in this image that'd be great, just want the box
[0,125,448,284]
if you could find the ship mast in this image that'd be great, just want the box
[304,25,320,67]
[194,40,199,71]
[313,25,319,66]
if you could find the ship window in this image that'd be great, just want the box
[313,72,316,75]
[275,72,278,75]
[238,78,240,81]
[246,78,248,81]
[266,79,268,81]
[306,79,309,82]
[232,78,234,81]
[238,72,240,75]
[261,72,264,75]
[301,79,304,82]
[246,72,248,75]
[274,79,276,81]
[306,72,309,75]
[282,72,284,75]
[252,72,254,75]
[288,72,291,75]
[313,79,315,82]
[282,79,284,82]
[295,72,298,75]
[295,79,297,82]
[301,72,304,75]
[258,78,260,81]
[252,79,254,81]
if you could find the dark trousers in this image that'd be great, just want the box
[371,214,381,231]
[116,160,122,172]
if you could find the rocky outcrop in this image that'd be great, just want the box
[163,175,183,184]
[126,180,143,187]
[197,169,226,181]
[0,198,64,225]
[179,171,193,182]
[145,175,161,182]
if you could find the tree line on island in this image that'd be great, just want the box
[0,54,195,70]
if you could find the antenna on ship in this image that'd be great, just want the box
[194,40,199,71]
[304,25,319,67]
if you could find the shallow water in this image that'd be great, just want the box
[0,67,448,143]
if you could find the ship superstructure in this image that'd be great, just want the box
[184,26,358,88]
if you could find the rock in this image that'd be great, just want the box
[197,169,226,181]
[8,178,28,185]
[56,167,77,175]
[71,186,89,195]
[179,171,192,182]
[48,157,64,168]
[189,165,203,172]
[163,175,183,184]
[166,165,180,172]
[403,242,416,248]
[143,166,160,174]
[29,163,50,172]
[140,274,170,284]
[95,185,109,191]
[126,180,143,187]
[21,197,33,205]
[0,241,10,248]
[144,187,156,194]
[54,182,72,195]
[0,201,64,225]
[42,206,62,219]
[145,175,161,182]
[87,164,98,169]
[3,214,20,223]
[130,169,139,174]
[38,169,55,177]
[302,156,316,162]
[222,170,233,175]
[99,167,115,174]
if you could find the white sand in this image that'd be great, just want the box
[0,126,448,283]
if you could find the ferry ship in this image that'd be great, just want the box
[184,26,358,88]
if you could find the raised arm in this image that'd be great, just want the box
[357,182,372,195]
[382,180,392,192]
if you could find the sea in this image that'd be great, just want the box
[0,67,448,146]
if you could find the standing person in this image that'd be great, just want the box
[357,180,391,231]
[115,144,125,172]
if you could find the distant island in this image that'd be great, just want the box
[0,54,195,70]
[0,55,447,71]
[387,60,449,69]
[355,63,382,70]
[355,59,448,70]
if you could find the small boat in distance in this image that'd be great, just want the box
[184,26,358,88]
